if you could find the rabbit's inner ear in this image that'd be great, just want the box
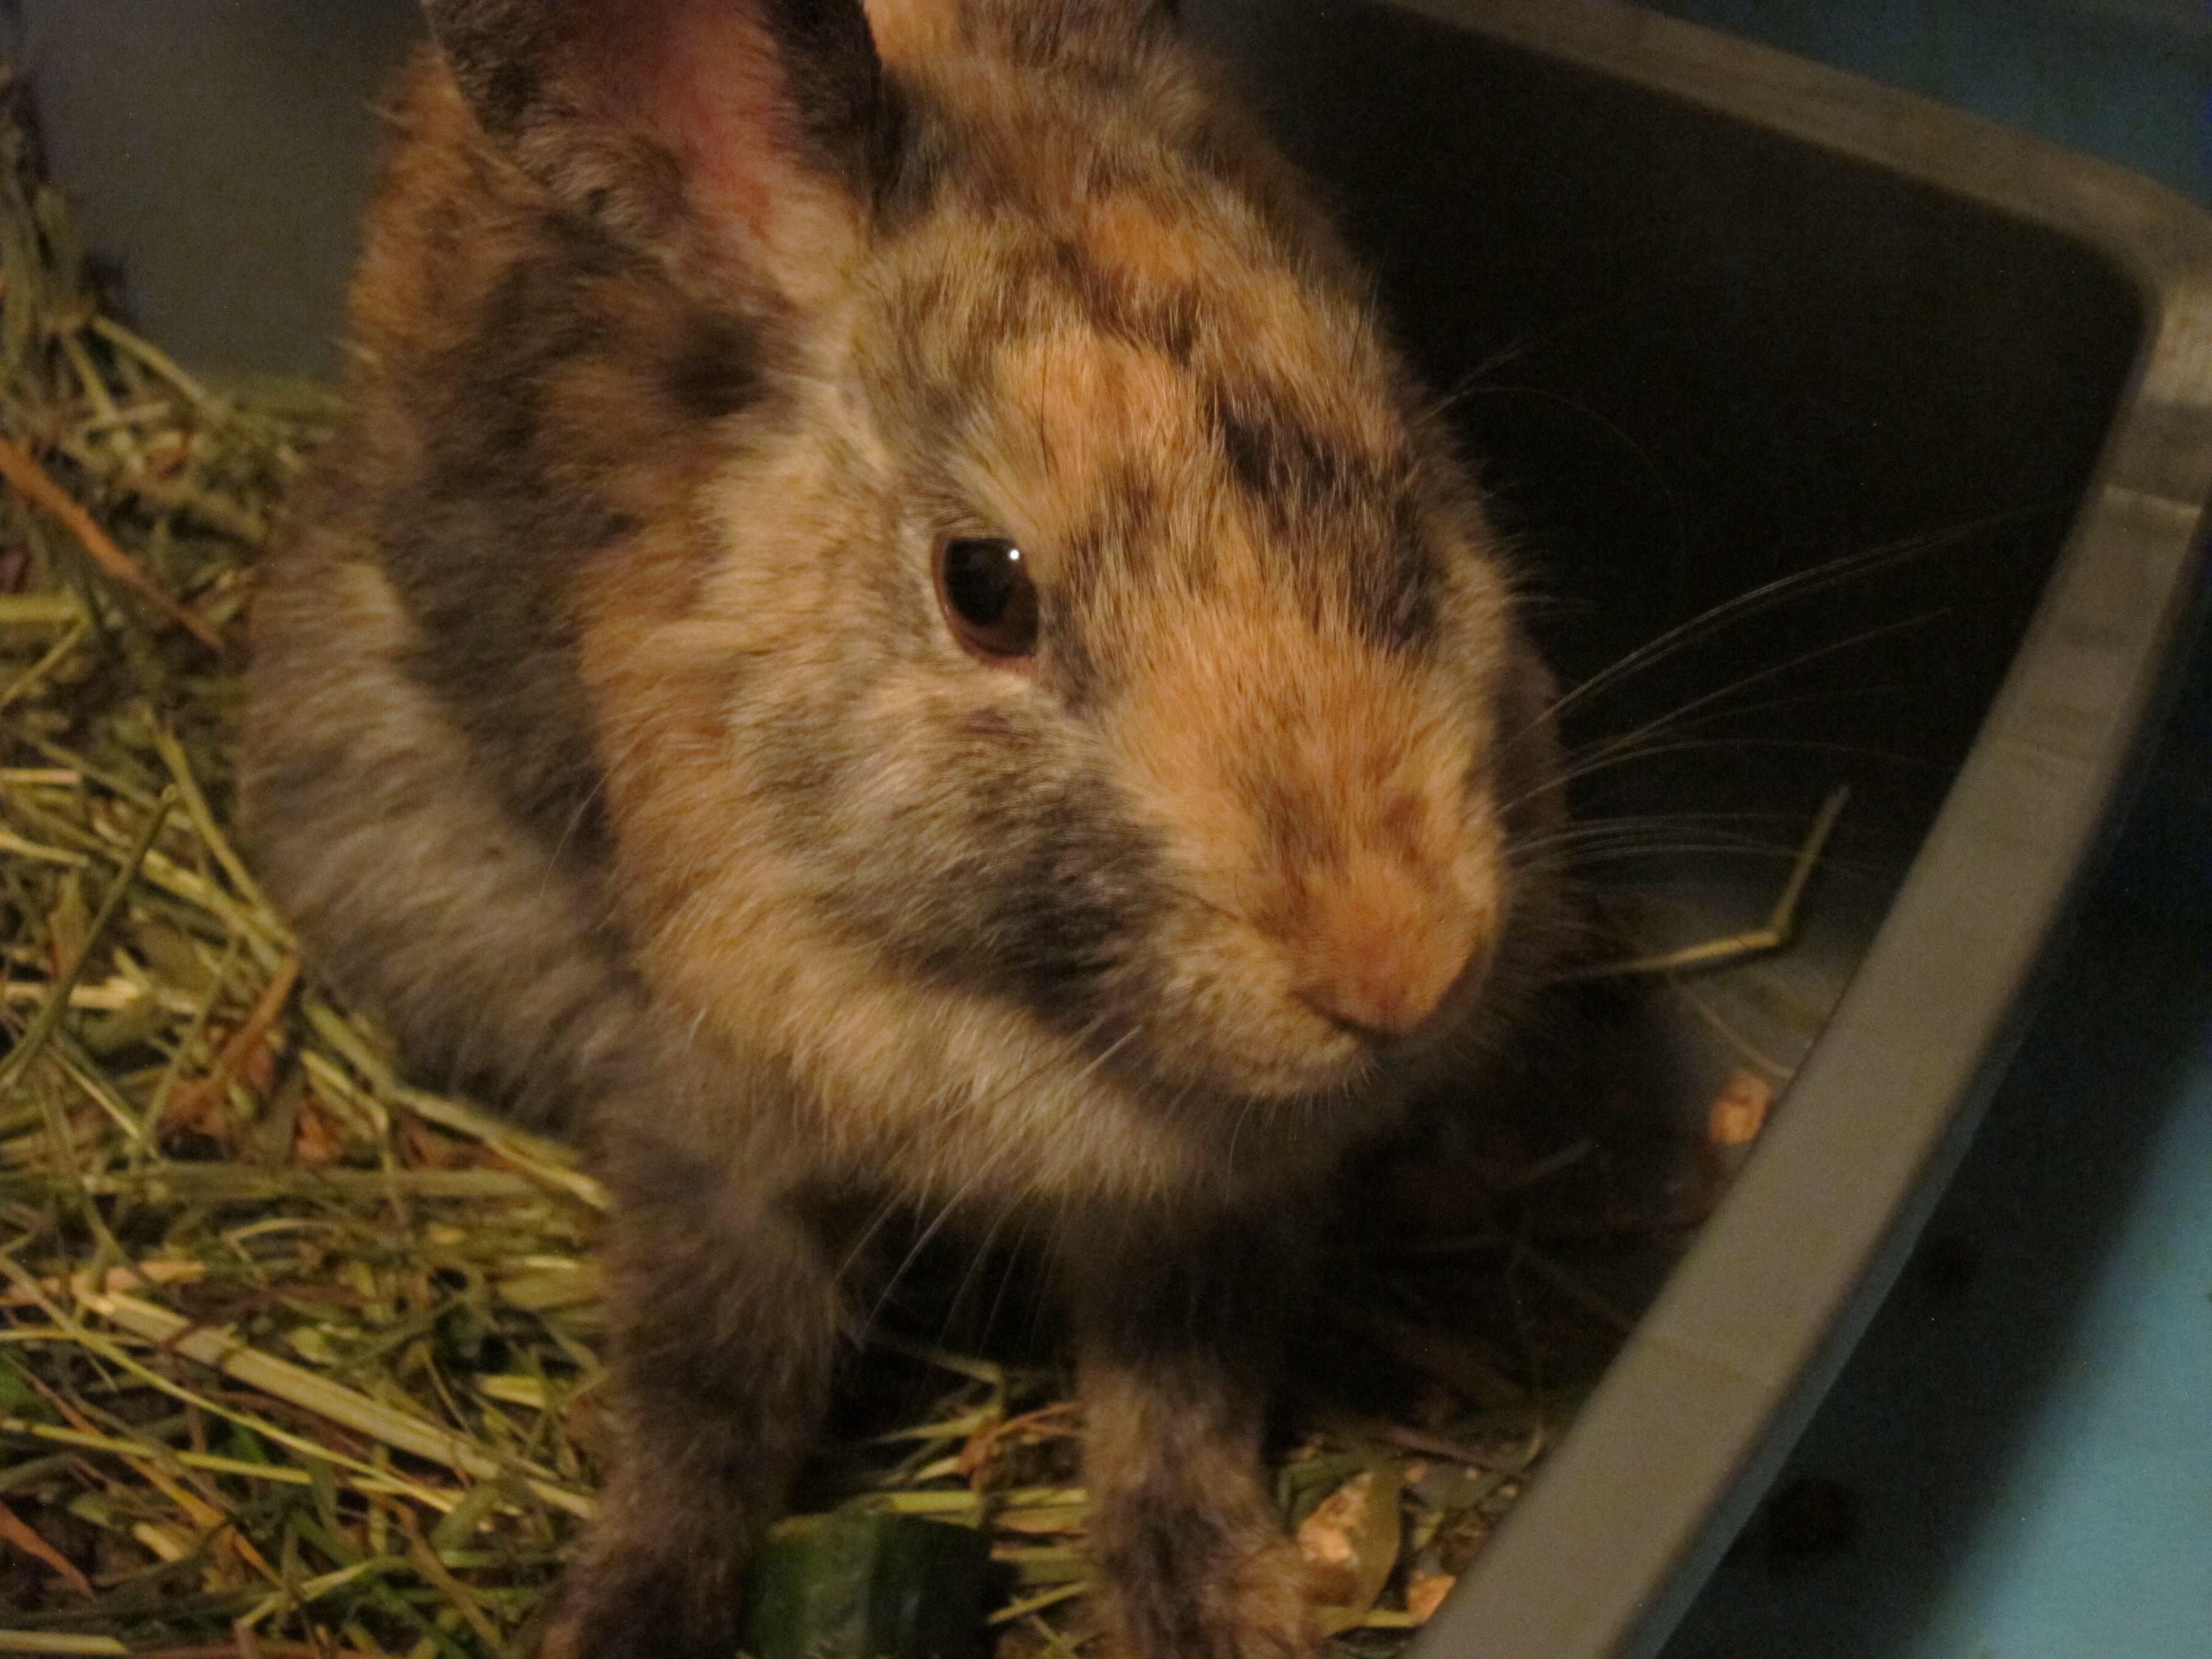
[425,0,890,295]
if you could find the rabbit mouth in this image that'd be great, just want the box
[1081,907,1500,1112]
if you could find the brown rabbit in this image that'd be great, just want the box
[241,2,1569,1654]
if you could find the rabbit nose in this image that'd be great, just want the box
[1292,855,1483,1039]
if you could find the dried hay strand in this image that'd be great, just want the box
[0,67,1692,1657]
[0,68,600,1655]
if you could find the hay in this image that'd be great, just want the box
[0,70,600,1654]
[0,70,1676,1657]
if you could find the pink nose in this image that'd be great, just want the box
[1293,859,1481,1039]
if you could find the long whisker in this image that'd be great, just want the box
[1493,643,1942,831]
[1458,381,1694,578]
[1521,813,1806,852]
[1529,505,2058,736]
[831,1014,1118,1291]
[1542,732,1943,805]
[936,1189,1029,1353]
[1550,611,1947,788]
[1424,333,1557,419]
[857,1024,1146,1338]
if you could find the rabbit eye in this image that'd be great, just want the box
[936,536,1039,662]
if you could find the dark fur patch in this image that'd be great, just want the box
[978,776,1155,1004]
[377,235,616,848]
[1039,575,1107,713]
[917,762,1159,1017]
[378,209,764,851]
[1067,1201,1307,1375]
[1369,491,1443,648]
[793,722,1163,1025]
[871,83,956,230]
[663,309,765,420]
[761,0,906,201]
[1213,396,1366,512]
[1059,240,1201,364]
[424,2,555,144]
[1210,391,1441,651]
[866,260,1045,451]
[472,56,541,141]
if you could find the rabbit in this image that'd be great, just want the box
[240,1,1571,1655]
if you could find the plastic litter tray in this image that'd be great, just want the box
[1182,0,2212,1654]
[37,0,2212,1653]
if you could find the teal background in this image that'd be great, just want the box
[1642,0,2212,203]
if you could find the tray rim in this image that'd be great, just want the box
[1365,4,2212,1657]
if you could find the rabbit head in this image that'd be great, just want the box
[398,0,1564,1163]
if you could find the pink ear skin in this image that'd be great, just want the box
[423,0,890,298]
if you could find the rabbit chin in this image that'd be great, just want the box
[1116,1000,1379,1109]
[1100,930,1498,1114]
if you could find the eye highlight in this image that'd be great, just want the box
[936,535,1039,662]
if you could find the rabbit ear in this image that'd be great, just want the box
[423,0,891,293]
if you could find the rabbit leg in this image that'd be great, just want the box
[1067,1210,1322,1659]
[537,1142,843,1659]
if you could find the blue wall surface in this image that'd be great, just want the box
[1640,0,2212,202]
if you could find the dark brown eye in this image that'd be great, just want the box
[936,536,1039,662]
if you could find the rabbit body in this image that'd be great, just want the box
[242,2,1567,1654]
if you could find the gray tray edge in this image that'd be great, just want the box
[1383,4,2212,1657]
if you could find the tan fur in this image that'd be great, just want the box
[863,0,962,67]
[243,4,1570,1655]
[1082,1357,1325,1659]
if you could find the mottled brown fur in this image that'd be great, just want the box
[241,2,1568,1654]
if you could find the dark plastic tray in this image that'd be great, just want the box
[1184,1,2212,1654]
[36,1,2212,1652]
